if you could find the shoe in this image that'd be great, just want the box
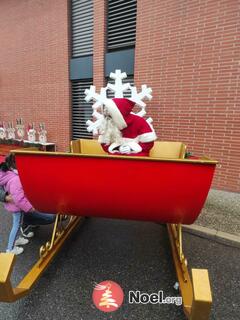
[21,226,34,238]
[6,246,24,255]
[15,236,29,246]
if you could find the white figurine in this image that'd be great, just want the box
[7,122,16,140]
[27,123,36,142]
[38,123,47,144]
[16,118,25,140]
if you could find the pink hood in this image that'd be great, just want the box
[0,170,32,213]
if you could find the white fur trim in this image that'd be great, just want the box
[105,99,127,130]
[108,142,121,153]
[138,131,157,143]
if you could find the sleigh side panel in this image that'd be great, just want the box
[15,151,216,224]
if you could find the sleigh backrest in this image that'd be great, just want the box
[81,139,107,154]
[70,139,81,153]
[149,141,186,159]
[70,139,186,159]
[70,139,107,155]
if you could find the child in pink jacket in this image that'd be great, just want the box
[0,154,56,254]
[0,154,36,255]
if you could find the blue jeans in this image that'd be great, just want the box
[7,212,22,251]
[23,211,56,226]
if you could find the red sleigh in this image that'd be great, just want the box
[0,139,217,320]
[15,139,216,224]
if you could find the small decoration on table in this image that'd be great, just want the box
[38,123,47,144]
[16,118,25,140]
[27,123,36,142]
[7,122,16,140]
[0,122,7,140]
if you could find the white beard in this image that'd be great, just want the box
[99,117,123,144]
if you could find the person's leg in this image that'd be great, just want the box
[7,212,22,251]
[23,211,56,226]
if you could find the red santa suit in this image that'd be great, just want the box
[99,98,157,156]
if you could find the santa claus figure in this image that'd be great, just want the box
[99,98,157,156]
[85,70,157,156]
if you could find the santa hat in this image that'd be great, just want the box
[104,98,135,130]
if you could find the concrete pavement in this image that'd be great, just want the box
[195,189,240,237]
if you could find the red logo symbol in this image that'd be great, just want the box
[92,280,124,312]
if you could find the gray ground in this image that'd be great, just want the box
[195,189,240,236]
[0,204,239,320]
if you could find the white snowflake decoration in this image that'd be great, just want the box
[85,87,107,110]
[106,70,131,98]
[85,69,153,134]
[130,84,152,108]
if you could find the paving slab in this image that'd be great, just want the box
[195,189,240,237]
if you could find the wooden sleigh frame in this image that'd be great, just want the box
[0,139,213,319]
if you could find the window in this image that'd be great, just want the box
[71,0,94,139]
[72,80,93,139]
[107,0,137,51]
[71,0,93,57]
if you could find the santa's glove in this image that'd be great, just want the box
[119,144,131,154]
[127,142,142,153]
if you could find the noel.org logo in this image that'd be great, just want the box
[92,280,124,313]
[92,280,182,313]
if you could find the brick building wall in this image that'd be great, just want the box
[134,0,240,192]
[0,0,71,151]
